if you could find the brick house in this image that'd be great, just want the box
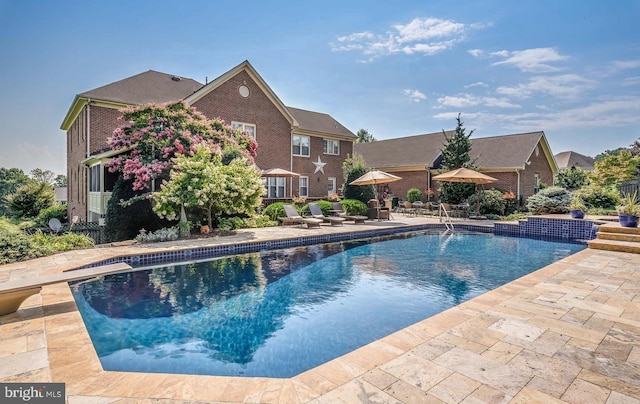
[60,61,355,223]
[354,131,557,204]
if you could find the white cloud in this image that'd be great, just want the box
[496,74,595,100]
[465,81,488,88]
[436,93,520,109]
[611,60,640,70]
[492,48,568,72]
[330,17,480,59]
[403,89,427,102]
[432,97,640,133]
[467,49,483,57]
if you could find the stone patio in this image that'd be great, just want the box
[1,215,639,403]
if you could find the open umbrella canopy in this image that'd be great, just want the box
[260,168,300,177]
[350,169,402,186]
[432,167,497,184]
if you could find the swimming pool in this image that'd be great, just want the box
[71,231,584,378]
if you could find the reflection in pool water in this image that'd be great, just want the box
[71,231,584,377]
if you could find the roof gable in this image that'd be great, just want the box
[185,60,298,127]
[287,107,355,139]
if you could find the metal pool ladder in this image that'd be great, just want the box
[439,203,454,232]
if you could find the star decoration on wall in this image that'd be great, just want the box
[313,156,327,174]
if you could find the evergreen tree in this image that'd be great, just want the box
[341,153,375,203]
[438,114,476,204]
[104,176,173,242]
[356,129,376,143]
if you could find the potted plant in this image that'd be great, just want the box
[617,191,639,227]
[569,196,586,219]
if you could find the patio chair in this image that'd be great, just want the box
[367,199,390,220]
[279,205,323,228]
[330,202,368,224]
[308,203,345,226]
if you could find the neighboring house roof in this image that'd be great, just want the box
[287,107,356,139]
[354,130,557,172]
[554,151,595,170]
[61,71,203,130]
[354,131,453,170]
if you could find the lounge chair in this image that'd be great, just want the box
[308,203,345,226]
[330,202,368,224]
[279,204,323,228]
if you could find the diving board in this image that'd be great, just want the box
[0,262,132,316]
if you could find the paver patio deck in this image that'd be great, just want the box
[1,215,639,403]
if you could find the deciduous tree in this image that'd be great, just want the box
[153,145,263,230]
[106,101,257,193]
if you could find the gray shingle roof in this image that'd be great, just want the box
[78,70,203,105]
[354,131,451,168]
[287,107,356,139]
[471,132,545,169]
[554,151,595,170]
[354,131,546,170]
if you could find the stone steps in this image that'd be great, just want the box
[588,222,640,253]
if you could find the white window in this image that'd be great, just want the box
[89,164,100,192]
[328,177,336,196]
[231,121,256,138]
[292,135,310,156]
[299,176,309,197]
[264,177,286,198]
[323,139,340,155]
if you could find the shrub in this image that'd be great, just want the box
[30,231,94,251]
[263,202,287,222]
[467,189,505,215]
[36,204,67,227]
[135,226,179,243]
[572,185,620,210]
[238,215,277,228]
[339,199,368,216]
[526,187,571,214]
[0,228,51,264]
[406,188,422,203]
[104,176,173,243]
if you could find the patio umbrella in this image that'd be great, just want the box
[432,167,497,216]
[349,169,402,186]
[432,167,497,184]
[260,168,300,177]
[350,170,402,217]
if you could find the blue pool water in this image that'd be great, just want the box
[71,231,584,378]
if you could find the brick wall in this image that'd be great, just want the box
[192,70,292,171]
[66,106,89,221]
[89,106,122,154]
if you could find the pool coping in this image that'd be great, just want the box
[1,215,639,403]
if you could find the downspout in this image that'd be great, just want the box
[516,169,521,201]
[86,99,91,221]
[290,129,294,198]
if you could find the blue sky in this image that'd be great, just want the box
[1,0,639,176]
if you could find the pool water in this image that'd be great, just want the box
[71,231,584,377]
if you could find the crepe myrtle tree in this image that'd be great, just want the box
[106,101,257,194]
[153,144,263,230]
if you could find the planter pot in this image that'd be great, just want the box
[618,214,639,228]
[570,209,585,219]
